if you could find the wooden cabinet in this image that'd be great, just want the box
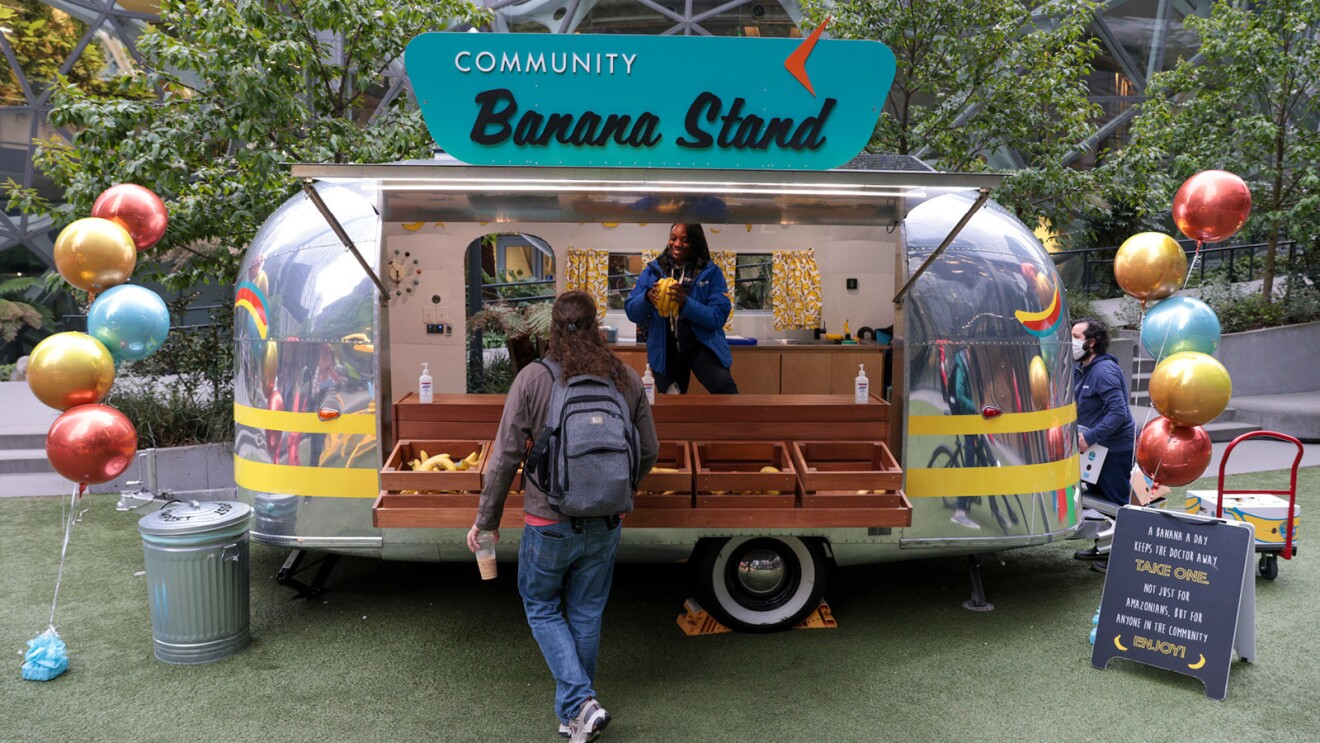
[780,352,832,394]
[609,345,883,396]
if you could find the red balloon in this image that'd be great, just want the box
[1135,417,1212,487]
[1171,171,1252,244]
[91,184,168,250]
[46,404,138,485]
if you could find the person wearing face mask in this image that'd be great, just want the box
[625,223,738,394]
[1071,317,1136,573]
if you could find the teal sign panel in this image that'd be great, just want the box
[406,32,895,170]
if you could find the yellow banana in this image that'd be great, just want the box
[418,449,429,462]
[437,454,458,471]
[1113,635,1128,652]
[464,451,480,465]
[418,454,456,472]
[654,277,680,318]
[760,466,780,473]
[1188,654,1206,670]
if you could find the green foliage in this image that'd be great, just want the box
[1117,0,1320,300]
[108,298,236,446]
[467,352,515,394]
[106,374,235,448]
[0,4,147,104]
[0,275,43,343]
[5,0,488,294]
[802,0,1104,234]
[1197,275,1320,333]
[1063,292,1112,328]
[468,301,553,342]
[482,268,551,301]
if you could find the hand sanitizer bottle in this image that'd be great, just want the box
[419,362,433,404]
[641,363,656,405]
[854,363,869,404]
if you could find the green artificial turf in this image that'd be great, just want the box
[2,468,1317,742]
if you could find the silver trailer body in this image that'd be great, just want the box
[233,165,1081,569]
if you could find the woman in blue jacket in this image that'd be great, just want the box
[625,224,738,394]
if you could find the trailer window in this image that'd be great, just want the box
[607,253,772,311]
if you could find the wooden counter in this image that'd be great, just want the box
[609,342,886,395]
[379,392,909,530]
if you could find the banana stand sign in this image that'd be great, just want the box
[1092,506,1256,700]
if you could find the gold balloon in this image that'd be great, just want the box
[1029,355,1050,410]
[262,340,279,392]
[27,332,116,411]
[1114,232,1187,302]
[1149,351,1232,426]
[53,217,137,293]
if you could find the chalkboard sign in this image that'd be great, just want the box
[1091,506,1256,700]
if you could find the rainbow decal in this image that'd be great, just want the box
[235,280,270,340]
[1015,285,1063,337]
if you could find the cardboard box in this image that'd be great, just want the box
[1185,490,1301,545]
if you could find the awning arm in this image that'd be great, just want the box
[892,187,992,309]
[301,179,390,305]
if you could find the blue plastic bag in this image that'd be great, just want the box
[21,627,69,682]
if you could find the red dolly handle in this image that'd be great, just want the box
[1216,431,1304,560]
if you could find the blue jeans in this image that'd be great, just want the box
[518,518,622,722]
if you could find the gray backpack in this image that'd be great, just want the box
[525,359,640,517]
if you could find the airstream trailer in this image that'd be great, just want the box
[233,161,1082,631]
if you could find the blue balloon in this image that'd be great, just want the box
[1141,296,1220,361]
[87,284,170,362]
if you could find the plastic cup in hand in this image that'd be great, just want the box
[476,531,497,580]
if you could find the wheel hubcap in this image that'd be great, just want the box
[736,549,786,596]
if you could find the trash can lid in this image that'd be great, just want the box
[138,500,252,537]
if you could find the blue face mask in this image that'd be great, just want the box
[1072,338,1087,360]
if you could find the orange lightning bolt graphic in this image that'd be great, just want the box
[785,16,831,96]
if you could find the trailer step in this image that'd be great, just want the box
[676,598,837,636]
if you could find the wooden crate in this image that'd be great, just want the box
[380,439,489,493]
[791,440,905,508]
[635,441,694,509]
[692,441,797,509]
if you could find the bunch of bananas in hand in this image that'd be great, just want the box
[407,449,481,472]
[653,277,682,319]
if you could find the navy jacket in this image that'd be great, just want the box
[625,259,732,375]
[1074,353,1136,452]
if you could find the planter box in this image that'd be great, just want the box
[635,441,694,509]
[380,440,488,493]
[791,440,904,508]
[693,441,796,509]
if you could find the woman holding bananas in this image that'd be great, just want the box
[624,223,738,394]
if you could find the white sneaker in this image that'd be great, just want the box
[950,511,980,529]
[568,698,611,743]
[558,721,570,738]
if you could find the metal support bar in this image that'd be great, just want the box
[301,179,390,304]
[962,553,995,612]
[893,187,992,308]
[276,549,341,599]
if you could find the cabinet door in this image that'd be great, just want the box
[781,352,832,394]
[729,352,781,394]
[830,350,886,396]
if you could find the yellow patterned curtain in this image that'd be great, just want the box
[710,251,736,331]
[565,248,609,312]
[771,250,822,330]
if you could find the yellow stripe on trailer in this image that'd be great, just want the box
[233,403,376,435]
[234,455,379,499]
[907,404,1076,436]
[906,455,1080,499]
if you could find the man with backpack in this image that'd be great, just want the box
[469,291,658,743]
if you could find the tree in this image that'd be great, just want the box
[1119,0,1320,301]
[7,0,487,292]
[0,4,131,105]
[800,0,1103,236]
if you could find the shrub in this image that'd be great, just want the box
[106,374,234,448]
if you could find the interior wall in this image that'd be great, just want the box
[382,221,897,396]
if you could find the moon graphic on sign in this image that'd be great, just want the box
[1188,654,1206,670]
[1113,635,1128,652]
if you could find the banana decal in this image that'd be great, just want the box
[1188,654,1206,670]
[1113,635,1128,652]
[402,222,424,231]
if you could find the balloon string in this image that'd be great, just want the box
[48,484,85,628]
[1135,239,1206,451]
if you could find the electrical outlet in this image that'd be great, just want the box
[846,278,858,290]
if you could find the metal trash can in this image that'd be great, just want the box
[138,500,253,664]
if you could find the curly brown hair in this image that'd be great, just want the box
[546,291,632,392]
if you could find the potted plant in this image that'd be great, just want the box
[468,301,553,373]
